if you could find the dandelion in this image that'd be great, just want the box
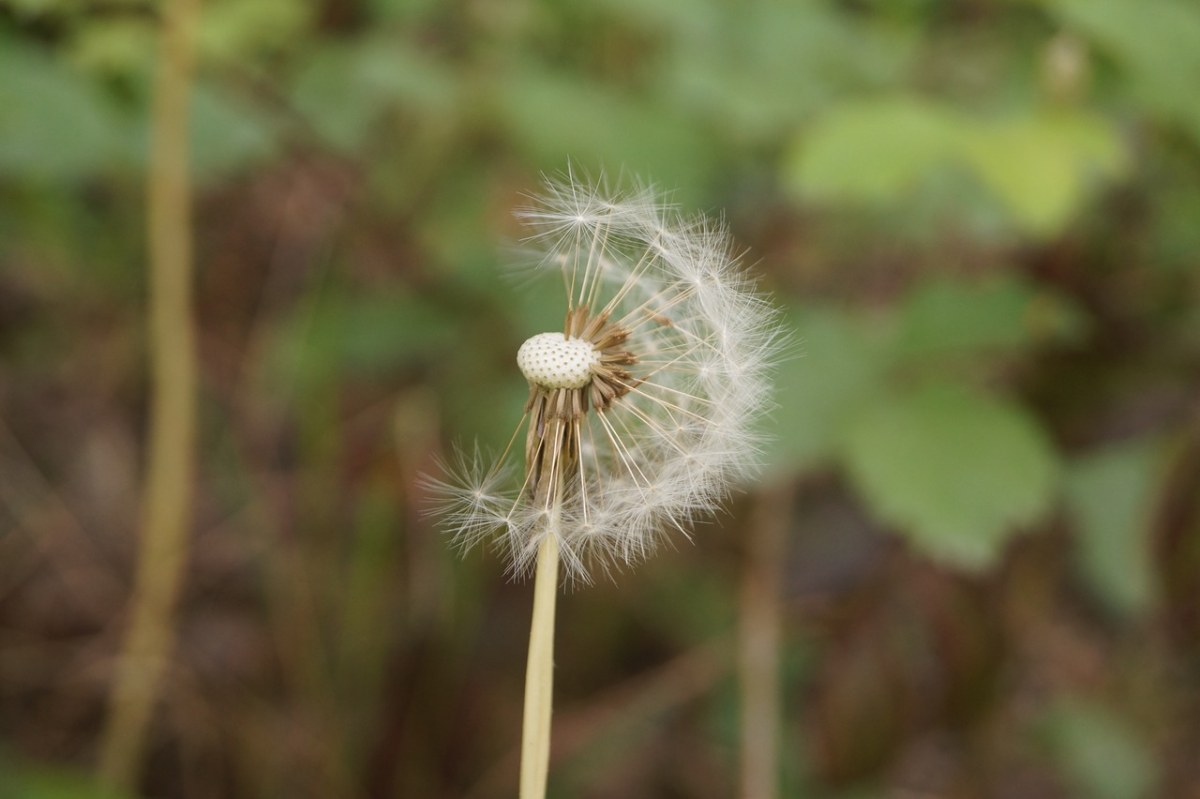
[427,173,778,798]
[433,176,777,577]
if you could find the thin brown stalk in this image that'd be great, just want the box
[98,0,201,787]
[739,481,793,799]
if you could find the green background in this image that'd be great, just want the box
[2,0,1198,796]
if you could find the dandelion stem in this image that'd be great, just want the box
[519,513,561,798]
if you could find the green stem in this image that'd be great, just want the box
[519,527,560,798]
[98,0,200,788]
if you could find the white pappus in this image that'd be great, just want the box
[427,174,781,582]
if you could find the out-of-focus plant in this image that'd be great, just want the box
[764,273,1085,569]
[2,0,1199,795]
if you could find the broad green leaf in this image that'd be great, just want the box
[0,39,280,182]
[843,382,1058,569]
[787,96,1126,236]
[0,39,130,180]
[291,38,458,154]
[786,95,962,203]
[1040,699,1156,799]
[764,305,889,474]
[893,274,1088,361]
[198,0,312,65]
[1064,438,1162,616]
[68,18,155,77]
[958,111,1127,236]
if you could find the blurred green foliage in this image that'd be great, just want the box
[1039,699,1157,799]
[1064,436,1164,616]
[845,380,1058,569]
[3,0,1199,796]
[788,99,1126,234]
[0,755,133,799]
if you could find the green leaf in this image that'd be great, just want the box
[958,111,1127,236]
[198,0,312,64]
[0,39,130,181]
[786,96,1126,236]
[67,18,156,77]
[893,274,1089,362]
[785,95,961,203]
[763,305,889,474]
[1063,438,1162,616]
[843,382,1058,569]
[1040,699,1156,799]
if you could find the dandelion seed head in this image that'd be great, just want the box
[427,173,780,581]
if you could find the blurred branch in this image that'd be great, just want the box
[740,481,792,799]
[98,0,201,788]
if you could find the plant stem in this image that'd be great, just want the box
[98,0,200,788]
[739,481,792,799]
[519,526,560,798]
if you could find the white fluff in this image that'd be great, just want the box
[427,175,780,582]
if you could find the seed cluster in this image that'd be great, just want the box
[517,333,599,390]
[521,305,638,505]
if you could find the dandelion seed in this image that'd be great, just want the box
[428,174,779,582]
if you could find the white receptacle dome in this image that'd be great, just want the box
[517,332,599,390]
